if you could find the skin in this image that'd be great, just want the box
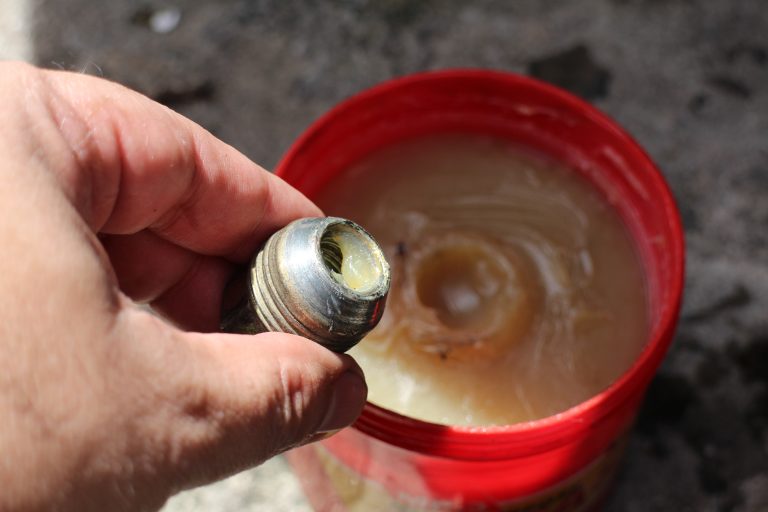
[0,62,367,512]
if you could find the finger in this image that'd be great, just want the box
[17,63,321,327]
[100,231,234,331]
[122,310,367,489]
[150,257,234,332]
[100,230,199,303]
[35,64,322,263]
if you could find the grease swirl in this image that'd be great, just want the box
[316,135,647,426]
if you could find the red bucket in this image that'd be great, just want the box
[279,70,685,511]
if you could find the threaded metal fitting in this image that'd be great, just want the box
[220,217,390,353]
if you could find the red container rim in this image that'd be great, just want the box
[276,69,685,461]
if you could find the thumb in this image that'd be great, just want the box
[123,310,367,491]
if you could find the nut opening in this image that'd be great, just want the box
[320,222,386,294]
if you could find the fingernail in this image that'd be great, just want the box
[305,429,342,445]
[318,370,367,433]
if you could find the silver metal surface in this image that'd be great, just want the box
[221,217,390,353]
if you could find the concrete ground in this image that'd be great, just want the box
[2,0,767,510]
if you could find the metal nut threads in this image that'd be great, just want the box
[220,217,391,353]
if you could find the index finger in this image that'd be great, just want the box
[37,65,321,262]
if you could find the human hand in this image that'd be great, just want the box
[0,62,366,512]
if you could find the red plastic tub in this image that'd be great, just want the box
[279,70,685,511]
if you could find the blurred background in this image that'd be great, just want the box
[2,0,767,510]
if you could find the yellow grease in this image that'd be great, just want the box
[329,227,383,293]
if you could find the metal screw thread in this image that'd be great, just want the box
[249,233,313,338]
[220,217,390,353]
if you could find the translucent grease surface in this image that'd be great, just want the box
[315,136,648,426]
